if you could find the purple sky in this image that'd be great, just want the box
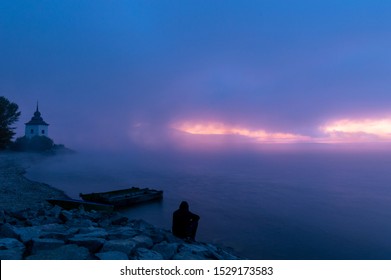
[2,1,391,150]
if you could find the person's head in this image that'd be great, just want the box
[179,201,189,211]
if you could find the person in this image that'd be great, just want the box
[172,201,200,241]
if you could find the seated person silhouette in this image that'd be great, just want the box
[172,201,200,241]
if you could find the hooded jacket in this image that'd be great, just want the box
[172,201,200,239]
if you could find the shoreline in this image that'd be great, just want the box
[0,151,70,212]
[0,151,242,260]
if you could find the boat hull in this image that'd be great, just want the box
[80,187,163,209]
[47,198,114,212]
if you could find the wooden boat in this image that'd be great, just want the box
[79,187,163,209]
[47,198,114,212]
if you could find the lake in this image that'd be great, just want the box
[26,148,391,259]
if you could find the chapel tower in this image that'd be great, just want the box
[25,103,49,138]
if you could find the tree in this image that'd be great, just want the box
[11,136,54,152]
[0,96,21,149]
[29,135,54,151]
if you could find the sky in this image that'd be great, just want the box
[1,0,391,151]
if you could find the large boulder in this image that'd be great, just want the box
[204,243,241,260]
[46,205,62,219]
[0,210,6,223]
[129,219,155,232]
[0,223,18,239]
[76,227,108,239]
[152,241,178,260]
[133,235,154,249]
[68,237,105,253]
[0,250,23,260]
[29,238,65,254]
[13,226,42,243]
[148,228,166,244]
[107,226,137,240]
[0,238,25,260]
[164,231,185,244]
[133,248,164,260]
[39,223,69,233]
[38,223,78,239]
[110,215,129,226]
[174,243,215,260]
[6,210,28,222]
[100,239,137,256]
[65,218,95,228]
[59,210,73,223]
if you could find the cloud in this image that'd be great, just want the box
[166,117,391,148]
[320,118,391,142]
[172,121,311,143]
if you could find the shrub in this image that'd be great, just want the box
[11,136,54,152]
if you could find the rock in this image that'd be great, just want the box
[100,239,137,256]
[97,218,111,228]
[73,231,107,239]
[26,244,91,260]
[80,210,102,222]
[152,241,178,260]
[130,219,154,232]
[77,226,107,237]
[65,218,94,228]
[7,210,27,222]
[133,235,153,249]
[68,237,105,253]
[205,243,241,260]
[0,210,6,223]
[39,226,78,240]
[164,232,185,244]
[0,250,24,260]
[107,226,137,240]
[175,243,215,260]
[95,251,129,260]
[39,232,72,240]
[27,215,60,226]
[13,226,42,243]
[2,211,17,225]
[110,215,129,226]
[30,238,65,254]
[40,223,68,232]
[133,248,164,260]
[148,228,166,244]
[36,208,46,217]
[0,223,18,239]
[0,238,25,259]
[47,205,62,219]
[0,205,241,260]
[59,210,73,223]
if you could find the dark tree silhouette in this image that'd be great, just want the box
[11,136,54,152]
[0,96,21,149]
[29,135,54,151]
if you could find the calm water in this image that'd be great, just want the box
[26,149,391,259]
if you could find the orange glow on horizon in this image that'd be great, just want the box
[322,118,391,141]
[172,118,391,145]
[172,122,311,143]
[323,119,391,135]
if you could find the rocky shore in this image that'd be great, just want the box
[0,152,241,260]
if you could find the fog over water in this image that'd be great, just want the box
[26,148,391,259]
